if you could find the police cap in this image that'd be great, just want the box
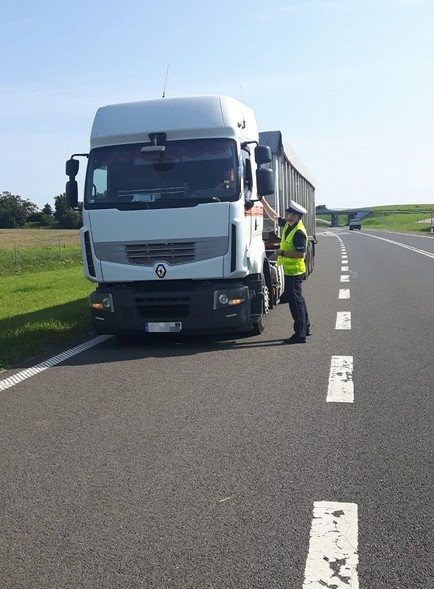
[285,200,307,217]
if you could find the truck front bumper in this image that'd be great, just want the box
[89,281,257,335]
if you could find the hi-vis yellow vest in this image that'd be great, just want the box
[277,220,307,276]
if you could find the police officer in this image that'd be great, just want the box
[259,197,311,344]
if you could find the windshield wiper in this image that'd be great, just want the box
[185,196,221,203]
[115,197,220,210]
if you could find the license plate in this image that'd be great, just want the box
[145,322,182,333]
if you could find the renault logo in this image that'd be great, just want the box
[155,264,167,279]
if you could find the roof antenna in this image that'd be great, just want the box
[162,63,170,98]
[236,55,244,101]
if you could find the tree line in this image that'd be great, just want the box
[0,192,81,229]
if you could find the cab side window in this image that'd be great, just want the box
[241,148,253,197]
[92,166,108,200]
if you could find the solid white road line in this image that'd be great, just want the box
[327,356,354,402]
[0,336,112,392]
[303,501,359,589]
[340,275,350,282]
[339,289,351,299]
[356,232,434,259]
[336,312,351,329]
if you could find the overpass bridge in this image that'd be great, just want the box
[316,209,371,227]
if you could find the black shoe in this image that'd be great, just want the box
[283,335,307,344]
[306,329,312,336]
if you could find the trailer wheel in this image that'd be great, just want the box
[252,278,270,335]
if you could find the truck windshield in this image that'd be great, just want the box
[84,138,238,209]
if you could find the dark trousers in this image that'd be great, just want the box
[284,274,310,338]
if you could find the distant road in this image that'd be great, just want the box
[1,227,433,588]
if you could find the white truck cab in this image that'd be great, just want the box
[66,95,281,336]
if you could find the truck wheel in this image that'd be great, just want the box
[252,280,270,335]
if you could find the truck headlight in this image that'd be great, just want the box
[218,293,229,306]
[213,286,249,310]
[90,292,114,312]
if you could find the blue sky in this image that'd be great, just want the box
[1,0,433,209]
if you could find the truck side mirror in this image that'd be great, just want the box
[255,145,272,165]
[256,168,275,196]
[66,180,78,209]
[66,158,80,177]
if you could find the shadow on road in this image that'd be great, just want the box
[8,330,289,371]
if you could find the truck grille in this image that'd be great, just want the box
[93,236,228,266]
[125,242,196,266]
[136,294,191,319]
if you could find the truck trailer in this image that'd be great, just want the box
[259,131,316,276]
[65,95,315,336]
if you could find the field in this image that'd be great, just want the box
[0,229,82,275]
[0,228,81,249]
[0,229,93,370]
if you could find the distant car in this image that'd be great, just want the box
[349,220,361,230]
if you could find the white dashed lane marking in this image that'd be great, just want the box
[303,501,359,588]
[339,289,351,299]
[335,311,351,330]
[327,355,354,402]
[340,275,350,282]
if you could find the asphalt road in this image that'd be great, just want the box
[1,228,433,588]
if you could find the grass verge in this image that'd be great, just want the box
[0,266,94,370]
[361,213,433,232]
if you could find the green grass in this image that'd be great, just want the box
[0,245,82,275]
[0,267,94,369]
[369,204,432,212]
[0,237,94,369]
[362,214,432,232]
